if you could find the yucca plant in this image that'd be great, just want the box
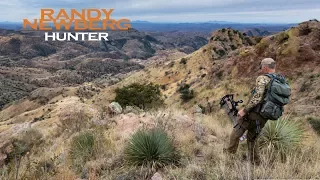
[259,116,304,156]
[69,132,95,171]
[124,128,179,170]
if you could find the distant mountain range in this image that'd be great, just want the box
[0,21,296,34]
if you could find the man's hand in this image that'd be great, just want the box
[237,109,246,117]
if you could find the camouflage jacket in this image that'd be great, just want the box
[244,75,271,113]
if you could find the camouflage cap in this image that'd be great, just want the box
[261,58,275,65]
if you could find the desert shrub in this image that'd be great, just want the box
[114,83,164,110]
[277,32,289,44]
[299,24,312,36]
[31,157,57,179]
[216,70,224,80]
[59,107,91,133]
[255,39,269,54]
[213,36,221,41]
[244,36,255,46]
[198,104,205,114]
[6,129,43,179]
[316,95,320,100]
[259,117,304,157]
[230,45,237,50]
[169,61,175,68]
[308,117,320,135]
[180,58,187,65]
[7,128,43,162]
[69,132,95,172]
[178,84,194,102]
[124,128,179,170]
[254,36,263,43]
[216,49,226,57]
[32,115,45,123]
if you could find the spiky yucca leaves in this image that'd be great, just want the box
[124,128,180,170]
[259,116,304,156]
[69,132,95,171]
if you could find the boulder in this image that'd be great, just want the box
[151,172,162,180]
[193,105,203,114]
[108,102,122,115]
[123,106,143,114]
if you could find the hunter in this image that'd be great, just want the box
[225,57,290,165]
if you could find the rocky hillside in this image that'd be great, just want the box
[115,20,320,117]
[0,20,319,179]
[244,28,272,36]
[0,28,206,109]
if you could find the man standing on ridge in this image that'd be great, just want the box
[225,58,291,165]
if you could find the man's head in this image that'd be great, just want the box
[260,58,276,73]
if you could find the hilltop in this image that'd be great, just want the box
[0,20,319,179]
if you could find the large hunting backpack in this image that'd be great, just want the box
[259,73,291,120]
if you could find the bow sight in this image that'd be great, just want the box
[220,94,243,127]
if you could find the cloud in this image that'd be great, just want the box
[0,0,319,23]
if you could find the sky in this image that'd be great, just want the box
[0,0,319,23]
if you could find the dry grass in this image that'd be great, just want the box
[1,107,320,179]
[146,109,320,180]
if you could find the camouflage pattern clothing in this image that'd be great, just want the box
[244,75,271,113]
[226,75,271,165]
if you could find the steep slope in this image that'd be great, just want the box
[92,20,320,118]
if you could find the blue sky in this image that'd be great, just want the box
[0,0,319,23]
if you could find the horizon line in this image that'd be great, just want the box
[0,20,302,25]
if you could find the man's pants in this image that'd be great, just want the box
[226,112,268,164]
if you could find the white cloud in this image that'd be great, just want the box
[123,8,320,23]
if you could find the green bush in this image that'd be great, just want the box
[178,84,194,102]
[216,70,224,80]
[198,104,205,114]
[216,49,226,57]
[254,36,263,44]
[277,32,289,44]
[255,39,269,54]
[69,132,95,171]
[114,83,164,110]
[259,117,304,156]
[180,58,187,65]
[124,128,179,170]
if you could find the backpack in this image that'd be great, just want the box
[259,73,291,120]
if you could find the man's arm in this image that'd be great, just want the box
[244,75,270,113]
